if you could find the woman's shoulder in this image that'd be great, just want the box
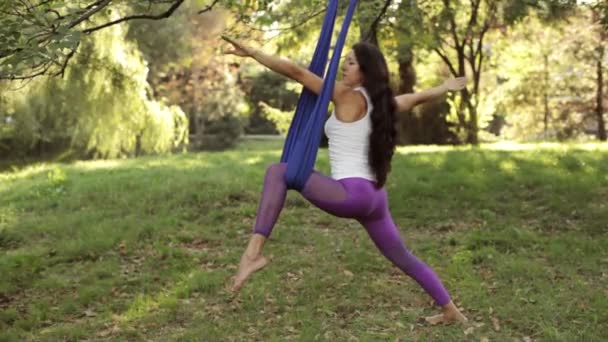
[333,86,368,123]
[335,84,367,103]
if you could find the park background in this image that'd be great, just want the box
[1,0,607,340]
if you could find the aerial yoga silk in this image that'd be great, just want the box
[280,0,359,191]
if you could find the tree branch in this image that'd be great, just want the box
[1,0,198,80]
[442,0,462,50]
[54,42,80,78]
[242,8,326,33]
[363,0,393,43]
[68,0,112,29]
[463,0,481,43]
[1,61,53,80]
[433,47,459,77]
[198,0,220,14]
[471,23,489,95]
[82,0,185,34]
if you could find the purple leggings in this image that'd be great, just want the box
[252,163,451,306]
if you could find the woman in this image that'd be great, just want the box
[223,36,468,325]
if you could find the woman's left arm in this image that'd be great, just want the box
[394,76,467,113]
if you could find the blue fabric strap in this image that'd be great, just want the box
[280,0,358,190]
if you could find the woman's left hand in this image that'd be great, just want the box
[443,76,468,91]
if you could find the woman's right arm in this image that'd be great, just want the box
[223,36,348,100]
[250,49,325,94]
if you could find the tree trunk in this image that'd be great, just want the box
[543,53,550,137]
[398,53,416,94]
[596,51,606,141]
[396,49,416,145]
[596,24,607,141]
[466,102,479,145]
[459,87,479,144]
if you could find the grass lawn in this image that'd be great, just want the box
[1,140,607,341]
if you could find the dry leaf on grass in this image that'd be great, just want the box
[97,325,121,337]
[118,241,127,255]
[464,326,475,335]
[491,316,501,331]
[83,309,97,317]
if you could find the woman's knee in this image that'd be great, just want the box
[265,162,287,179]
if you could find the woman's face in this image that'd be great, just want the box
[341,51,363,87]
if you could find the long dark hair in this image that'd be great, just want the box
[353,42,397,188]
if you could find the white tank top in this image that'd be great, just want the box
[323,87,376,182]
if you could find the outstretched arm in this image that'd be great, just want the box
[222,36,348,100]
[394,77,467,113]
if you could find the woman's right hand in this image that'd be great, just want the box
[222,36,255,57]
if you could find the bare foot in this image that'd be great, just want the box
[425,302,468,325]
[231,254,268,292]
[424,310,468,325]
